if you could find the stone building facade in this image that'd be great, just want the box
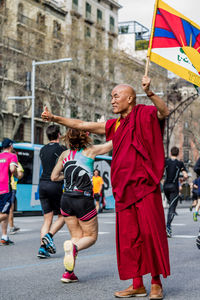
[0,0,169,145]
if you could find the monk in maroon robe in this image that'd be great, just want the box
[42,76,170,299]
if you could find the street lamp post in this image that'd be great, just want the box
[8,58,72,144]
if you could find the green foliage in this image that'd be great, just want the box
[135,40,149,50]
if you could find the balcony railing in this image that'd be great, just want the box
[3,37,23,51]
[1,37,53,60]
[85,11,94,24]
[13,102,25,114]
[96,18,105,29]
[108,25,118,36]
[17,13,47,33]
[71,3,82,17]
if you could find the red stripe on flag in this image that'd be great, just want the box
[152,37,179,48]
[155,14,171,31]
[159,8,187,46]
[194,34,200,52]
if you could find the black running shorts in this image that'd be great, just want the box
[39,180,63,215]
[0,192,12,214]
[60,192,97,221]
[94,193,101,202]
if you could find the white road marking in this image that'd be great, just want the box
[173,235,196,238]
[103,222,115,224]
[173,223,186,226]
[98,232,109,235]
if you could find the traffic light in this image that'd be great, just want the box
[25,71,31,91]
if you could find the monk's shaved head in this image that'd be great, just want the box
[114,84,136,100]
[111,84,137,117]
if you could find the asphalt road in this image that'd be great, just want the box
[0,208,200,300]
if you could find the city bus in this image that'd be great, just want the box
[0,143,114,212]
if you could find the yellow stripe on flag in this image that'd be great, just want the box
[150,52,200,87]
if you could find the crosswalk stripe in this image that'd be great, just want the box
[173,235,196,238]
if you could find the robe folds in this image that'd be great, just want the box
[106,104,170,279]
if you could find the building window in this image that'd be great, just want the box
[95,58,103,75]
[96,31,102,47]
[85,50,91,70]
[183,150,189,163]
[18,3,23,14]
[86,2,91,20]
[71,76,77,90]
[0,0,5,9]
[70,105,78,118]
[94,84,102,101]
[14,123,24,142]
[53,42,62,58]
[35,99,43,118]
[70,76,78,97]
[37,13,45,26]
[17,28,23,41]
[15,100,25,114]
[53,20,61,38]
[84,82,91,100]
[108,38,113,50]
[109,60,114,79]
[183,136,189,147]
[72,0,78,11]
[97,9,102,24]
[36,36,44,50]
[35,126,43,144]
[83,109,91,121]
[109,16,115,32]
[85,25,91,38]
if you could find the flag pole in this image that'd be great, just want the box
[145,0,159,76]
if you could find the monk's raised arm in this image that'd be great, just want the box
[41,106,106,135]
[142,76,170,120]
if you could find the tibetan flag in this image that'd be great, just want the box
[148,0,200,87]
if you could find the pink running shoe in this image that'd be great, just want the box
[61,271,78,283]
[63,240,78,272]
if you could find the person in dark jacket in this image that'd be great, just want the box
[164,146,188,237]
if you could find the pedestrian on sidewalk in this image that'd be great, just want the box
[51,129,112,283]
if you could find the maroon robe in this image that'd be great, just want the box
[106,104,170,279]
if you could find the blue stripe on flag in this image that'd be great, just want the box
[182,19,200,47]
[154,28,176,39]
[157,9,161,15]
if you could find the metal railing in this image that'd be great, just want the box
[96,18,105,28]
[17,13,47,33]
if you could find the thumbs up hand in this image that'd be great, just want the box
[41,106,54,122]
